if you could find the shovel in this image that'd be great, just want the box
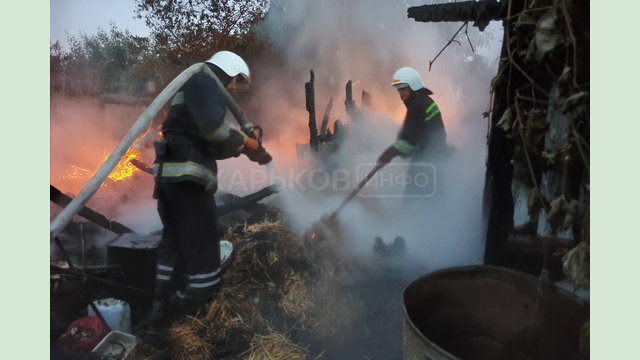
[328,162,386,219]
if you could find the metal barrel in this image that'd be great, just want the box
[403,266,588,360]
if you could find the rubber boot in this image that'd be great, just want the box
[149,299,167,324]
[373,236,387,257]
[185,285,219,316]
[389,236,407,257]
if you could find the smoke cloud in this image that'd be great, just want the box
[241,0,504,274]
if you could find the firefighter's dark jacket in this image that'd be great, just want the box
[153,63,245,192]
[393,88,447,158]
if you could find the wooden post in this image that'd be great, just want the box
[361,90,371,109]
[305,71,319,152]
[319,97,334,137]
[344,80,358,123]
[50,185,135,234]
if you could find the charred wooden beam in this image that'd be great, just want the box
[217,185,279,216]
[345,80,356,116]
[51,265,149,294]
[408,0,506,31]
[305,70,319,152]
[344,80,362,125]
[51,185,134,234]
[333,119,342,137]
[361,90,371,108]
[131,159,153,174]
[319,97,334,137]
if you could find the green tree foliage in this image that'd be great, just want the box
[134,0,270,66]
[50,2,276,97]
[51,25,156,96]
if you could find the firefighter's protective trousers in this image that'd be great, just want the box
[154,181,221,304]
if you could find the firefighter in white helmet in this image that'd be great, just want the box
[377,67,447,195]
[148,50,271,324]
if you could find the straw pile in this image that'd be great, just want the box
[244,331,308,360]
[141,218,364,359]
[167,316,213,360]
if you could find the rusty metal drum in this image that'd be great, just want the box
[403,266,588,360]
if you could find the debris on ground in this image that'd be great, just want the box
[134,218,381,359]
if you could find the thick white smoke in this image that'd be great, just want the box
[239,0,504,273]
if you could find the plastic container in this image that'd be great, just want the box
[58,316,110,353]
[220,240,234,271]
[87,298,132,334]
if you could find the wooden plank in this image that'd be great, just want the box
[50,185,134,234]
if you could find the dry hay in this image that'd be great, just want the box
[223,220,308,290]
[244,331,307,360]
[202,285,256,343]
[279,263,362,337]
[154,219,363,358]
[304,274,362,338]
[167,316,212,360]
[279,271,315,328]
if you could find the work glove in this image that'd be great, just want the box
[377,146,399,164]
[242,137,273,165]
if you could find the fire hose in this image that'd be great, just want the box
[200,65,263,142]
[51,62,264,240]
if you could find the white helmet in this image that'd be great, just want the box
[390,66,426,91]
[206,50,251,87]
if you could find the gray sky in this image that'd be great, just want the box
[50,0,150,48]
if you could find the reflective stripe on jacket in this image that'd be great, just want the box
[393,88,447,158]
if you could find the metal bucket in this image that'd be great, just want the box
[403,266,588,360]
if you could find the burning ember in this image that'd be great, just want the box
[64,166,93,180]
[63,147,143,184]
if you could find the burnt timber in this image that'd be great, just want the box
[305,70,319,152]
[217,185,279,216]
[50,185,134,234]
[408,0,507,31]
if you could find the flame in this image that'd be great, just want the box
[63,165,94,180]
[105,148,142,181]
[60,126,152,187]
[62,147,143,184]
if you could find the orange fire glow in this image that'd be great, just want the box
[63,147,143,184]
[63,165,94,180]
[106,148,142,181]
[60,126,153,188]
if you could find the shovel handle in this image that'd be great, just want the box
[330,162,386,217]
